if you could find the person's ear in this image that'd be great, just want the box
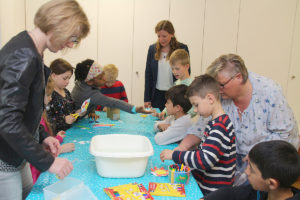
[174,104,182,112]
[235,72,243,84]
[50,73,56,79]
[206,93,215,104]
[267,178,280,190]
[185,64,190,69]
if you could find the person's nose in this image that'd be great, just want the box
[65,42,74,48]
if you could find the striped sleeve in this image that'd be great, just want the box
[172,116,234,171]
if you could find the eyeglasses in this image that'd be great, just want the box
[219,74,237,88]
[69,36,79,44]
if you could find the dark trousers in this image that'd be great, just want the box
[151,89,166,111]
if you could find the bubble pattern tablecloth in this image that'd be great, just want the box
[27,111,203,200]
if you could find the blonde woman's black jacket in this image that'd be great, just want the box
[0,31,54,172]
[144,43,190,103]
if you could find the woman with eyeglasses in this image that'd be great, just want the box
[0,0,90,199]
[176,53,299,187]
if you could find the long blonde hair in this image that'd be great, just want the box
[34,0,90,49]
[154,20,180,60]
[43,78,55,136]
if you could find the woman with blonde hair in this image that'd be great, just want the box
[144,20,190,111]
[0,0,90,199]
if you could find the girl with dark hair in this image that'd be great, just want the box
[47,58,82,134]
[144,20,190,111]
[72,59,152,116]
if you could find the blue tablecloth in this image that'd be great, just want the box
[27,111,203,199]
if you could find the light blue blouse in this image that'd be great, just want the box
[187,72,299,155]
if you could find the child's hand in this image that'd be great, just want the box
[60,143,75,154]
[57,131,66,139]
[157,112,166,120]
[65,115,76,124]
[102,107,108,112]
[152,111,166,120]
[88,112,100,121]
[135,106,154,114]
[144,102,151,108]
[160,149,174,162]
[158,124,170,131]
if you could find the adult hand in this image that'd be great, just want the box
[60,143,75,154]
[43,136,61,157]
[160,149,174,162]
[48,157,73,179]
[158,123,170,131]
[88,112,100,121]
[144,102,151,108]
[57,131,66,139]
[135,106,154,114]
[65,114,76,124]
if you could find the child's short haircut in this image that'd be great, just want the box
[249,140,300,188]
[169,49,190,66]
[186,74,220,100]
[103,64,119,82]
[165,85,192,113]
[50,58,73,75]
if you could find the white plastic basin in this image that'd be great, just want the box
[90,134,153,178]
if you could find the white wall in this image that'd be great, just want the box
[0,0,299,125]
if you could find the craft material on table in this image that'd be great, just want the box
[71,98,90,119]
[76,125,90,129]
[168,164,191,184]
[104,183,153,200]
[150,167,168,177]
[27,110,204,200]
[148,182,186,197]
[93,123,115,128]
[107,107,120,120]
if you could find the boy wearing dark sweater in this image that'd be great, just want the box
[160,74,236,195]
[204,140,300,200]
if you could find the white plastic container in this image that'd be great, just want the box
[90,134,154,178]
[43,177,97,200]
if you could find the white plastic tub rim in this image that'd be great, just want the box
[90,134,153,158]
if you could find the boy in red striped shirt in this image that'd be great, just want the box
[160,74,236,195]
[97,64,128,111]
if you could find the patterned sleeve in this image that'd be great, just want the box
[264,84,299,148]
[46,99,66,134]
[173,120,234,170]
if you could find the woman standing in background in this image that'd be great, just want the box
[144,20,190,111]
[0,0,90,199]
